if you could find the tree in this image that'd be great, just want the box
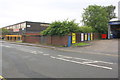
[41,20,79,36]
[104,5,116,20]
[0,28,10,35]
[79,26,94,33]
[82,5,116,34]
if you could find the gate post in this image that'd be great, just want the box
[68,36,72,47]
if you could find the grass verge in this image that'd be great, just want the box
[72,42,90,47]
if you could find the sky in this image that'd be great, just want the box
[0,0,119,28]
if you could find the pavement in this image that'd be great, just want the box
[1,41,118,78]
[2,39,119,57]
[59,39,119,56]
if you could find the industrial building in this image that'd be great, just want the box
[108,20,120,38]
[108,1,120,39]
[3,21,49,41]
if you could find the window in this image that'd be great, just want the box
[10,26,13,29]
[27,25,31,27]
[21,23,26,28]
[7,27,10,29]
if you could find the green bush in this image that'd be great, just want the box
[78,26,94,33]
[0,28,10,35]
[41,20,79,36]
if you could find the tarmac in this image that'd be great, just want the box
[1,39,119,57]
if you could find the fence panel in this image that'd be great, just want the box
[84,33,88,41]
[81,33,84,42]
[88,33,90,41]
[91,33,93,40]
[76,33,81,43]
[93,33,101,40]
[68,36,72,47]
[72,33,76,44]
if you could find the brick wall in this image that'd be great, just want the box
[22,35,68,46]
[22,33,102,46]
[51,36,68,46]
[23,36,40,43]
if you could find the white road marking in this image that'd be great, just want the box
[18,48,33,53]
[16,45,22,46]
[74,57,94,61]
[50,56,56,58]
[58,55,73,58]
[43,54,50,56]
[73,57,114,64]
[84,63,112,70]
[82,61,99,64]
[31,51,37,54]
[2,45,11,48]
[96,61,114,64]
[50,56,113,70]
[38,51,43,54]
[34,53,37,54]
[57,55,114,65]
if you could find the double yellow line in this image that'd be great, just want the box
[0,75,6,80]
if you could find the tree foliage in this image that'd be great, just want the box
[41,20,79,36]
[79,26,94,33]
[82,5,116,34]
[104,5,116,20]
[0,28,10,35]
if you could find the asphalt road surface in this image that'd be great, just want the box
[1,41,118,78]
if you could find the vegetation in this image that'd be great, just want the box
[0,28,10,35]
[41,20,79,36]
[82,5,116,34]
[104,5,116,20]
[78,26,94,33]
[41,5,116,35]
[72,42,90,47]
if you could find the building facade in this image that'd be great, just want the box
[3,21,49,35]
[108,1,120,39]
[3,21,49,41]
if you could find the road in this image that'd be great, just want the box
[1,41,118,78]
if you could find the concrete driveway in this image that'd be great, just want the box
[60,39,119,56]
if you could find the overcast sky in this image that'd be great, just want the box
[0,0,119,28]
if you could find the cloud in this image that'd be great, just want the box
[0,0,119,27]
